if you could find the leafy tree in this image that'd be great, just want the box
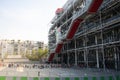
[25,48,48,61]
[37,48,48,59]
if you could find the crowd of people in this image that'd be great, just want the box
[0,63,62,69]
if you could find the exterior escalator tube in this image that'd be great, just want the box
[88,0,103,13]
[48,53,55,62]
[66,19,83,39]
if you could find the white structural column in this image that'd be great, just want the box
[114,47,117,70]
[74,39,77,66]
[83,37,87,68]
[67,43,70,66]
[100,11,105,70]
[96,49,99,68]
[95,35,99,68]
[84,50,87,67]
[67,53,70,66]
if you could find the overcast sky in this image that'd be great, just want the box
[0,0,67,43]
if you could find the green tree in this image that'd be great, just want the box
[25,48,48,61]
[38,48,48,58]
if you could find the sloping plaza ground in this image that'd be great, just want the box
[0,66,119,80]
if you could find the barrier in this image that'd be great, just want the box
[0,75,119,80]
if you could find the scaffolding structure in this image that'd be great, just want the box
[48,0,120,70]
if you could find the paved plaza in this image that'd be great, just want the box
[0,66,119,77]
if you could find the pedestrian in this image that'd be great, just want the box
[38,71,40,76]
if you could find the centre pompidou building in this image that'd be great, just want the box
[48,0,120,70]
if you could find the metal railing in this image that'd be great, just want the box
[72,0,92,20]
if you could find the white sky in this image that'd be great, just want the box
[0,0,68,44]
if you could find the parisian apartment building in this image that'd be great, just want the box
[0,39,47,59]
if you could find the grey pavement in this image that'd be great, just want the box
[0,67,119,77]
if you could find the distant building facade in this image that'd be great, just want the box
[0,39,45,60]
